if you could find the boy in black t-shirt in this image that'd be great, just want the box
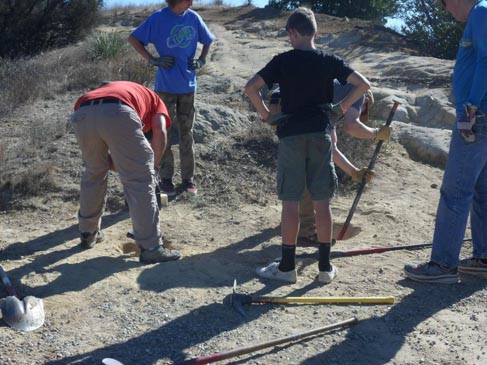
[245,7,370,284]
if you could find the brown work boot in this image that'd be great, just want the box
[139,245,181,264]
[80,230,105,249]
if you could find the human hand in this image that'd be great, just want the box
[351,167,374,183]
[150,56,175,69]
[458,103,478,142]
[374,125,392,141]
[188,57,206,70]
[268,112,289,127]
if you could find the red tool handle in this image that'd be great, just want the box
[179,318,358,365]
[331,242,432,258]
[337,100,400,241]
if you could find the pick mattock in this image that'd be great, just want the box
[0,265,45,331]
[337,100,400,241]
[178,317,358,365]
[227,280,394,317]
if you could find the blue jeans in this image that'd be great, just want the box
[431,114,487,267]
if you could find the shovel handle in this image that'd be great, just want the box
[252,296,394,305]
[0,265,18,297]
[337,100,400,241]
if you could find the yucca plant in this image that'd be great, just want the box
[87,31,127,61]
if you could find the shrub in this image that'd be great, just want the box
[0,164,60,210]
[86,31,127,60]
[0,0,103,58]
[0,57,53,115]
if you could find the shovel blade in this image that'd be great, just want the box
[1,295,45,331]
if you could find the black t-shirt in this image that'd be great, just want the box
[258,48,354,138]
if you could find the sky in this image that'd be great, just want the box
[103,0,404,31]
[104,0,269,8]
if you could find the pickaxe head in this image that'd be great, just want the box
[225,279,252,317]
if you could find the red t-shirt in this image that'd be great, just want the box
[74,81,171,133]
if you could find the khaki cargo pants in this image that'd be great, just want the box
[156,91,195,182]
[71,103,162,250]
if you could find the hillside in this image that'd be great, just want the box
[0,5,486,365]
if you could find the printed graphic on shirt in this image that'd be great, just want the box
[166,24,196,49]
[460,39,472,48]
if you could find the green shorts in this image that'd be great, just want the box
[277,132,337,201]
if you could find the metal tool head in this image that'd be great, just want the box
[1,295,45,331]
[225,279,253,317]
[102,358,124,365]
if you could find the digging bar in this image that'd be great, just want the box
[337,100,400,241]
[294,238,472,258]
[178,317,358,365]
[0,265,45,331]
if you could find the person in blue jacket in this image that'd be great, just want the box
[405,0,487,284]
[129,0,215,196]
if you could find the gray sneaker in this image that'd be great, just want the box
[80,230,105,249]
[458,257,487,279]
[139,246,181,264]
[404,261,459,284]
[256,261,297,283]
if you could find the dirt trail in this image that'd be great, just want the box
[1,5,486,365]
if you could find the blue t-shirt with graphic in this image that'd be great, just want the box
[131,7,215,94]
[453,0,487,114]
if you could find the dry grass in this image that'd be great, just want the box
[0,4,375,212]
[0,30,155,115]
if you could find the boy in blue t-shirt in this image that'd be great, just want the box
[245,7,370,285]
[129,0,215,196]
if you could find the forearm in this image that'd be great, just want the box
[128,35,153,62]
[331,128,356,176]
[343,111,377,140]
[150,115,167,170]
[151,132,166,171]
[199,44,210,60]
[342,71,370,111]
[333,146,357,177]
[245,75,270,122]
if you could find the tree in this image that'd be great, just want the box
[268,0,399,22]
[0,0,103,58]
[399,0,464,59]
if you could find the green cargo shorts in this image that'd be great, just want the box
[277,132,337,201]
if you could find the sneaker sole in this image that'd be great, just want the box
[139,255,181,264]
[404,269,459,284]
[458,267,487,279]
[183,190,197,195]
[256,269,297,283]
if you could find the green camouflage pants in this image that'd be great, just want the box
[156,91,195,182]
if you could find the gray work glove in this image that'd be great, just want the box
[188,57,206,70]
[267,111,289,127]
[150,56,175,69]
[458,103,481,142]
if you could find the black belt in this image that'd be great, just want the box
[79,98,128,108]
